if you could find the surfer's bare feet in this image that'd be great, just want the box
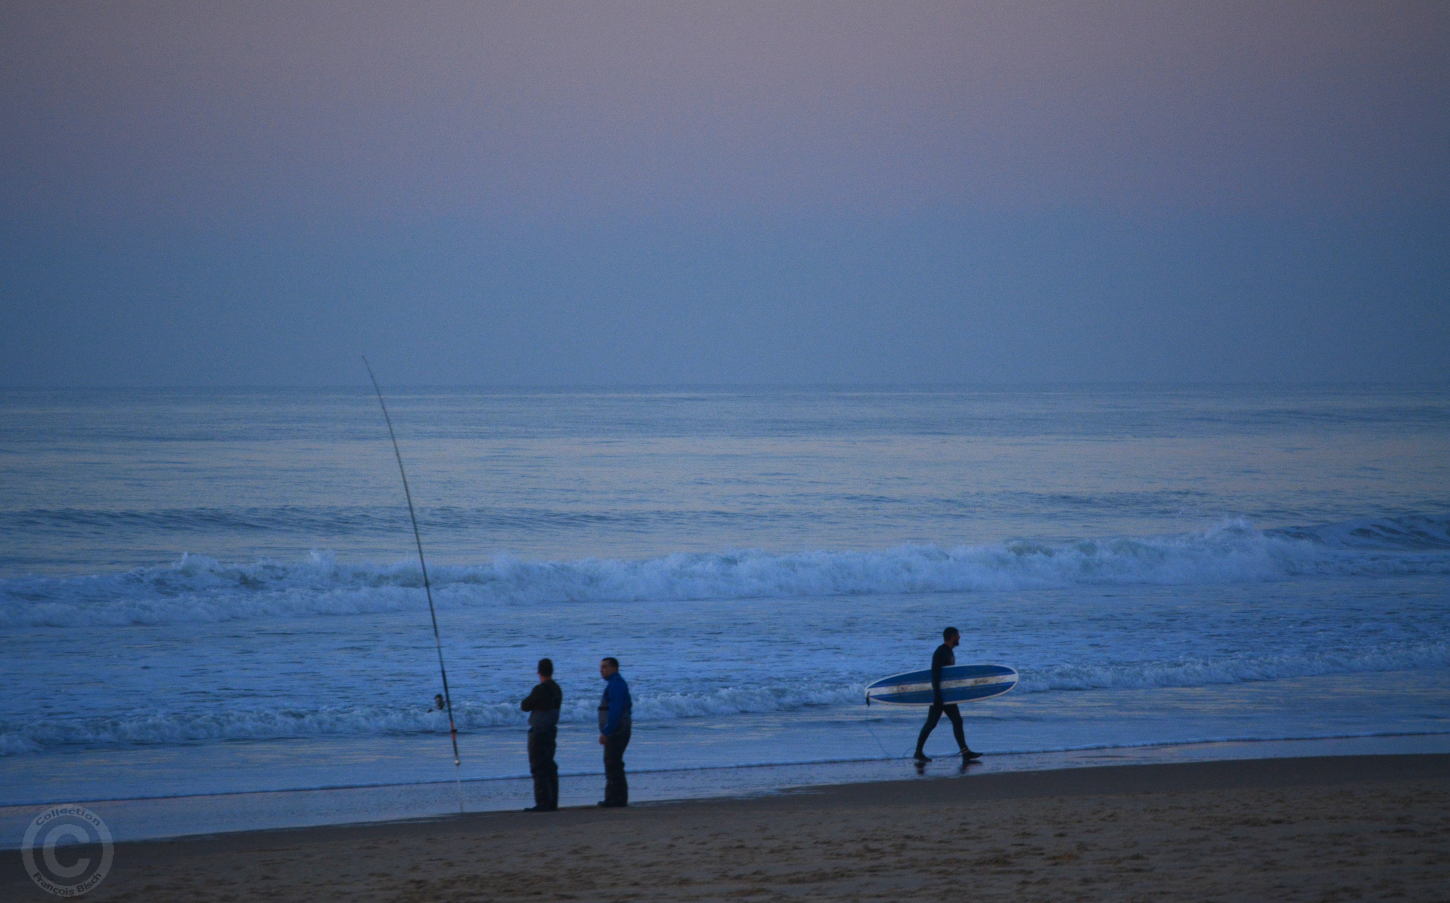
[960,747,982,759]
[913,752,931,763]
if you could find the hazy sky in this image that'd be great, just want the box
[4,1,1447,386]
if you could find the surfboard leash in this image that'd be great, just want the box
[860,716,907,760]
[364,357,465,812]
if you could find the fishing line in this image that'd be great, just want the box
[364,357,464,810]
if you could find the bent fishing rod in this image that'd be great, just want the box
[363,357,463,778]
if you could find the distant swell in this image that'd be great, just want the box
[3,515,1448,628]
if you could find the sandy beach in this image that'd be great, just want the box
[5,753,1447,902]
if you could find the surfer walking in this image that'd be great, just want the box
[521,658,562,812]
[597,656,632,808]
[914,627,981,763]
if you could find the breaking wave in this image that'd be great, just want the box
[3,515,1448,628]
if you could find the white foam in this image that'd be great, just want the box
[3,516,1448,628]
[1023,640,1450,692]
[3,639,1444,756]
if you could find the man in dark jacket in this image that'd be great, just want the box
[521,657,562,811]
[914,626,981,763]
[597,656,632,807]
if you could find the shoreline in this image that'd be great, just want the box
[5,732,1448,850]
[4,752,1447,901]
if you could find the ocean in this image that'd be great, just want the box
[3,384,1449,843]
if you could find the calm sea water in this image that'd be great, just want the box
[3,385,1449,839]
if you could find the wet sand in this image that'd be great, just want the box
[5,754,1447,901]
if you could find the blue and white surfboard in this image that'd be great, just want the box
[864,663,1018,706]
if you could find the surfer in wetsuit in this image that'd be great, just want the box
[914,626,981,763]
[521,658,562,812]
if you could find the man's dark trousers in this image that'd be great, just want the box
[602,728,630,806]
[528,728,558,810]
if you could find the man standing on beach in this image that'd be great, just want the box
[914,627,981,763]
[521,657,562,812]
[597,656,632,807]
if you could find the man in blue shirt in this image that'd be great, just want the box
[597,656,632,807]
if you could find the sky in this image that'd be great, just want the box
[3,0,1447,387]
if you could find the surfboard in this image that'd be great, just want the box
[864,663,1018,706]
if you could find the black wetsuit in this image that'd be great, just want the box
[915,642,967,756]
[522,679,563,809]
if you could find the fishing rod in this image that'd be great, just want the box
[363,358,464,796]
